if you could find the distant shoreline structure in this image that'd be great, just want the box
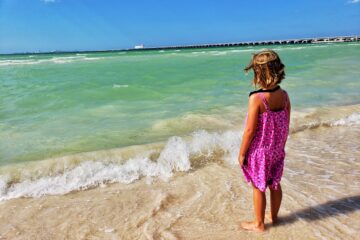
[134,35,359,51]
[1,35,359,56]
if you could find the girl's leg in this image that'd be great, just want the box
[241,185,266,231]
[253,186,266,227]
[269,184,282,224]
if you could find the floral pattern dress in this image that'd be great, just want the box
[242,91,290,192]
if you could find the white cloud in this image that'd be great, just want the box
[348,0,360,4]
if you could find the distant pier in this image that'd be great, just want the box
[1,36,358,56]
[131,35,359,51]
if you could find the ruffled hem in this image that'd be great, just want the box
[241,146,284,192]
[241,166,266,192]
[241,165,282,192]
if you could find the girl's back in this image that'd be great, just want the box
[251,88,290,152]
[259,89,289,114]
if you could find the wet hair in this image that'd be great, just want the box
[244,49,285,89]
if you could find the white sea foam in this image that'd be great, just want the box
[291,112,360,133]
[51,56,103,64]
[209,51,227,56]
[228,49,255,53]
[191,51,207,55]
[113,84,129,88]
[188,130,241,165]
[346,43,360,46]
[331,113,360,126]
[0,56,104,66]
[0,59,42,66]
[0,111,358,200]
[0,175,9,196]
[272,46,307,51]
[0,130,241,200]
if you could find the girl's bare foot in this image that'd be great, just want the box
[239,221,265,232]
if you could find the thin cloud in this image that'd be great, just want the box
[348,0,360,4]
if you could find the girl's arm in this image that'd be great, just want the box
[238,94,259,167]
[287,95,291,125]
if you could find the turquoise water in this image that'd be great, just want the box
[1,43,360,165]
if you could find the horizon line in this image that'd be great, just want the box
[1,35,359,56]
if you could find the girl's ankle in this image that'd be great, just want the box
[254,221,265,228]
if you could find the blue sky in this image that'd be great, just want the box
[0,0,359,53]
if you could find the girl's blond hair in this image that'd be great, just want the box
[244,50,285,89]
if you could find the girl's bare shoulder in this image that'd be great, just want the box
[248,93,262,109]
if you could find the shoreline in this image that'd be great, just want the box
[1,103,359,201]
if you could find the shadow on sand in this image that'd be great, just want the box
[276,195,360,226]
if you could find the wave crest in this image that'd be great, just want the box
[0,56,104,66]
[0,130,241,200]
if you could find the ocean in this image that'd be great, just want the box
[0,42,359,239]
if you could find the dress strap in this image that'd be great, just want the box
[258,93,270,111]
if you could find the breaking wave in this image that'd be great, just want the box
[0,56,105,66]
[0,107,359,201]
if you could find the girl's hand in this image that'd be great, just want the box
[238,155,246,167]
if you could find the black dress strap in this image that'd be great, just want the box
[249,85,280,97]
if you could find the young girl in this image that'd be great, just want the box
[238,50,290,232]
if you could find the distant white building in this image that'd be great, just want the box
[134,44,144,49]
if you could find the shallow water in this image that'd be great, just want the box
[0,104,359,201]
[1,43,359,165]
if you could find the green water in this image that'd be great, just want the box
[1,43,360,164]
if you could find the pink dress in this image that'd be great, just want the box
[242,91,289,192]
